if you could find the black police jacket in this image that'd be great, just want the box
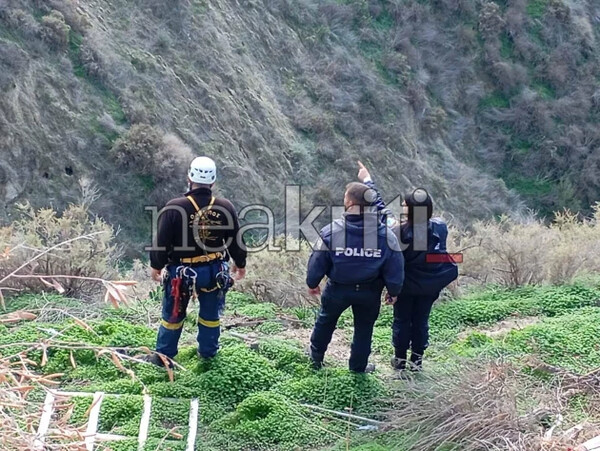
[306,212,405,297]
[365,180,458,296]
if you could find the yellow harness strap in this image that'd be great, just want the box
[185,194,221,291]
[186,195,215,215]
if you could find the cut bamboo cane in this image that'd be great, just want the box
[300,403,382,426]
[186,398,199,451]
[578,435,600,451]
[33,391,56,451]
[137,394,152,451]
[84,392,104,451]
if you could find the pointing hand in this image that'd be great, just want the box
[357,160,372,183]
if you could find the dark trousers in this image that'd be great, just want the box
[392,293,439,360]
[310,282,382,372]
[156,262,223,359]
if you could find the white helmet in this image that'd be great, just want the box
[188,157,217,184]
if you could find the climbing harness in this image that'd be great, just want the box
[167,265,196,323]
[215,260,234,315]
[162,195,234,321]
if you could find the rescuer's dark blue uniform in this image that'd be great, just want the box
[307,211,404,372]
[365,180,458,369]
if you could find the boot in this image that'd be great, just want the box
[390,357,407,371]
[311,357,323,370]
[391,348,408,371]
[350,363,376,373]
[307,348,323,370]
[364,363,376,374]
[197,349,217,360]
[143,353,174,369]
[409,352,423,372]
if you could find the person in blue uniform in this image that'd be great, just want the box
[306,182,405,373]
[357,162,458,372]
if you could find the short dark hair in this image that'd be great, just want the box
[345,182,374,207]
[405,189,433,222]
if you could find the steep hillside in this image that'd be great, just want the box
[1,0,599,248]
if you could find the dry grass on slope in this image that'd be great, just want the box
[385,360,600,451]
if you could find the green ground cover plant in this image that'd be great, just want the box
[3,279,600,450]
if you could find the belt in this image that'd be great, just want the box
[179,252,223,265]
[328,279,383,291]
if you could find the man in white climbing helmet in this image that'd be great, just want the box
[148,156,247,368]
[188,156,217,185]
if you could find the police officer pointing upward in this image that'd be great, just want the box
[148,157,247,368]
[307,182,405,373]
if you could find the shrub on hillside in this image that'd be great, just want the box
[40,10,71,50]
[110,124,194,204]
[420,106,447,134]
[454,208,600,286]
[490,61,528,94]
[0,203,121,298]
[45,0,91,33]
[0,8,41,40]
[479,2,505,38]
[381,51,410,84]
[79,41,109,83]
[548,0,570,21]
[111,124,164,173]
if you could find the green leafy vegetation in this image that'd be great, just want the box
[0,291,391,450]
[98,395,144,436]
[232,302,278,319]
[429,283,600,334]
[67,397,94,427]
[3,279,600,449]
[452,307,600,374]
[527,0,550,19]
[500,33,515,60]
[207,392,330,450]
[504,308,600,373]
[67,30,127,126]
[479,91,510,109]
[501,174,555,199]
[532,80,556,100]
[149,397,190,439]
[276,368,385,413]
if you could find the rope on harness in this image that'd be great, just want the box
[168,266,195,323]
[169,277,182,322]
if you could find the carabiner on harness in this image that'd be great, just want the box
[215,261,233,290]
